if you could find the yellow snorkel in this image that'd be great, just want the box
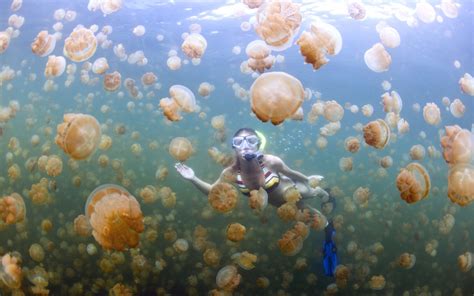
[255,130,266,151]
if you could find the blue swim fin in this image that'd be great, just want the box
[322,221,338,277]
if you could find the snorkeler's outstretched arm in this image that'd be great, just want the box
[175,163,231,196]
[266,155,310,183]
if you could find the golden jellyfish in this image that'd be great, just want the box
[380,156,393,168]
[278,229,303,256]
[231,251,257,270]
[255,0,302,50]
[198,82,214,97]
[103,71,121,92]
[339,157,353,172]
[381,91,402,114]
[409,144,426,161]
[168,137,193,162]
[29,243,45,262]
[344,137,360,153]
[296,21,342,70]
[173,239,189,253]
[44,55,66,78]
[416,2,436,23]
[216,265,241,291]
[0,253,22,289]
[141,72,157,86]
[377,23,400,49]
[211,115,226,130]
[11,0,22,11]
[250,72,304,125]
[63,27,97,62]
[396,162,431,204]
[86,184,144,251]
[203,248,221,267]
[45,155,63,177]
[159,97,182,121]
[334,265,350,289]
[208,182,238,213]
[277,202,298,222]
[458,252,473,272]
[398,252,416,269]
[448,164,474,206]
[283,186,301,203]
[170,84,197,113]
[364,43,391,72]
[440,0,458,18]
[31,30,56,57]
[159,186,177,208]
[139,185,158,204]
[28,178,52,205]
[323,100,344,122]
[347,1,366,20]
[167,55,181,70]
[0,193,25,224]
[449,98,465,118]
[423,102,441,125]
[293,221,309,240]
[245,40,275,73]
[243,0,264,9]
[249,187,268,211]
[74,215,91,237]
[363,119,391,149]
[440,125,473,166]
[92,57,109,74]
[0,31,11,54]
[369,275,386,290]
[353,187,370,208]
[181,33,207,59]
[55,113,101,160]
[459,73,474,96]
[226,223,246,242]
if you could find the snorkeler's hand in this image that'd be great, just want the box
[175,163,195,180]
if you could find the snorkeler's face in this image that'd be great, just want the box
[232,132,260,157]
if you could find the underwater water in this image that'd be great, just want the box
[0,0,473,295]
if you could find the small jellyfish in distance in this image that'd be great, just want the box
[86,184,144,251]
[208,183,238,213]
[457,252,473,272]
[459,73,474,96]
[423,103,441,126]
[250,72,305,125]
[369,275,386,290]
[449,98,465,118]
[181,33,207,59]
[396,162,431,204]
[398,252,416,269]
[347,1,366,20]
[103,71,121,92]
[364,43,391,72]
[344,137,360,153]
[226,223,246,242]
[409,144,425,161]
[55,113,101,160]
[216,265,241,292]
[447,164,474,207]
[363,119,391,149]
[168,137,193,162]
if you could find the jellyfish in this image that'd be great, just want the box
[381,91,402,114]
[283,186,301,203]
[0,253,22,289]
[159,97,182,121]
[449,98,465,118]
[277,202,298,222]
[74,214,91,237]
[216,265,241,291]
[459,73,474,96]
[245,40,275,73]
[344,137,360,153]
[198,82,214,97]
[398,252,416,269]
[296,21,342,70]
[361,104,374,117]
[369,275,386,290]
[141,72,157,86]
[167,55,181,70]
[181,33,207,59]
[92,57,109,74]
[255,0,302,50]
[250,72,304,125]
[11,0,22,11]
[103,71,121,91]
[243,0,264,9]
[231,251,257,270]
[347,1,366,20]
[323,100,344,122]
[159,186,177,208]
[458,252,473,272]
[380,156,393,168]
[364,43,391,72]
[169,84,197,113]
[207,182,238,213]
[334,265,350,288]
[86,184,144,251]
[203,248,221,267]
[29,243,45,262]
[0,193,25,224]
[409,144,426,160]
[226,223,246,242]
[28,178,52,205]
[31,30,56,57]
[293,221,309,240]
[353,187,370,208]
[45,155,63,177]
[396,162,431,204]
[248,187,268,211]
[173,239,189,253]
[278,229,303,256]
[423,103,441,125]
[447,164,474,207]
[363,119,391,149]
[168,137,193,162]
[55,113,101,160]
[339,157,353,172]
[377,24,400,49]
[416,2,436,23]
[63,27,97,62]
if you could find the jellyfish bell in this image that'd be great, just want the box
[459,73,474,96]
[250,72,304,125]
[248,187,268,211]
[216,265,241,291]
[44,55,66,78]
[63,27,97,62]
[168,137,193,162]
[231,251,257,270]
[423,103,441,125]
[181,33,207,59]
[449,98,465,118]
[31,30,56,57]
[369,275,386,290]
[458,252,473,272]
[363,119,391,149]
[440,125,473,166]
[396,163,431,204]
[0,31,11,54]
[92,57,109,74]
[208,183,239,213]
[381,91,402,114]
[55,113,101,160]
[398,252,416,269]
[378,25,400,48]
[278,229,303,256]
[323,100,344,122]
[0,253,22,289]
[447,163,474,207]
[296,20,342,70]
[416,2,436,23]
[0,193,26,224]
[347,1,366,20]
[169,84,196,113]
[364,43,391,72]
[103,71,121,91]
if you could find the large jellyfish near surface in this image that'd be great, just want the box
[363,119,391,149]
[364,43,391,72]
[440,125,473,166]
[85,184,144,251]
[250,71,304,125]
[55,113,101,160]
[296,20,342,70]
[208,182,239,213]
[447,164,474,207]
[63,27,97,62]
[396,162,431,204]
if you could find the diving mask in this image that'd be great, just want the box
[232,135,260,149]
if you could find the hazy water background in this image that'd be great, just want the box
[0,0,473,295]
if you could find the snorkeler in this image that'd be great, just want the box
[175,128,339,275]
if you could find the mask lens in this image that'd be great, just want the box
[247,136,259,146]
[232,137,244,147]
